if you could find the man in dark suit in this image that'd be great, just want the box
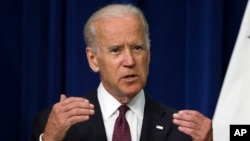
[30,4,212,141]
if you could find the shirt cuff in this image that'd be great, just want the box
[39,133,44,141]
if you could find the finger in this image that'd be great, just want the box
[65,107,95,118]
[64,108,95,127]
[62,100,94,112]
[66,115,91,126]
[173,112,195,122]
[173,110,201,122]
[178,110,199,115]
[63,102,95,115]
[173,118,200,130]
[173,110,203,129]
[61,97,90,105]
[60,94,67,102]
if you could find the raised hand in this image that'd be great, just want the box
[42,94,95,141]
[173,110,213,141]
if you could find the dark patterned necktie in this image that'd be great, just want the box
[112,105,131,141]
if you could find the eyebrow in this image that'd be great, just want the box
[107,44,122,49]
[106,41,145,49]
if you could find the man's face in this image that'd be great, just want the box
[87,15,150,102]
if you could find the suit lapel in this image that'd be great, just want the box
[73,90,108,141]
[140,94,173,141]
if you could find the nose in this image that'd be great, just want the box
[122,49,136,67]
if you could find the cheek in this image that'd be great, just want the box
[142,54,150,68]
[141,57,150,79]
[98,59,120,79]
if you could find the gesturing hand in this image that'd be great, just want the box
[173,110,213,141]
[42,94,95,141]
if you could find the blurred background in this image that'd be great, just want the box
[0,0,248,140]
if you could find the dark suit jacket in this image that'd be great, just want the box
[30,90,192,141]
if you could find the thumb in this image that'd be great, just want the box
[60,94,67,102]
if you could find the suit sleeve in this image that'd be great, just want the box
[29,108,51,141]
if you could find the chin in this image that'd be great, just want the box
[122,85,142,96]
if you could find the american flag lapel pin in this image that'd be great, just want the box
[156,125,164,130]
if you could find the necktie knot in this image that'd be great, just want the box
[118,105,129,116]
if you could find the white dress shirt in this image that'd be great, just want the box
[97,83,145,141]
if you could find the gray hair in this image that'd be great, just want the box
[83,4,150,53]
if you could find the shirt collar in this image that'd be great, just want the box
[97,82,145,121]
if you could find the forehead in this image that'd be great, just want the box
[94,15,144,39]
[93,16,146,49]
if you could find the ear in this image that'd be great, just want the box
[86,47,99,72]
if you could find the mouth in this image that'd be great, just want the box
[121,74,138,82]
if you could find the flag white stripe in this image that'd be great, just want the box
[213,0,250,141]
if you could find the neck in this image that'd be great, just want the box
[112,94,135,104]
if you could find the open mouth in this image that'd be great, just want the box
[122,74,138,81]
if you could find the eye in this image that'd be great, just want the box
[109,46,121,55]
[132,45,144,52]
